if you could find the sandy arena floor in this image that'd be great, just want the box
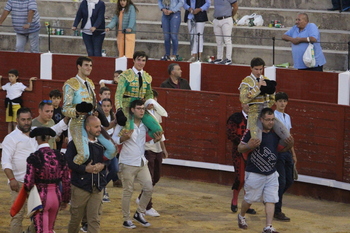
[0,170,350,233]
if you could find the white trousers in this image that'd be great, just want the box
[213,17,233,60]
[187,21,206,55]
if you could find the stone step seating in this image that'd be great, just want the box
[2,16,345,51]
[0,1,349,71]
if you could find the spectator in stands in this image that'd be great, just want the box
[183,0,210,62]
[99,70,123,87]
[160,63,191,89]
[137,90,168,217]
[0,70,37,133]
[237,108,294,233]
[273,92,297,222]
[282,13,326,71]
[50,89,67,151]
[158,0,184,61]
[327,0,350,11]
[211,0,238,65]
[0,0,41,53]
[226,103,256,215]
[105,0,138,58]
[72,0,106,57]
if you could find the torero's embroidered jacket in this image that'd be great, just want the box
[115,69,153,109]
[238,75,275,108]
[62,76,96,118]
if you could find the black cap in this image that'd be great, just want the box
[29,127,56,138]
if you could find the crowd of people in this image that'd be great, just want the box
[0,0,330,70]
[0,47,301,233]
[0,51,176,232]
[225,57,296,233]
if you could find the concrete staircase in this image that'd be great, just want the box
[0,0,349,71]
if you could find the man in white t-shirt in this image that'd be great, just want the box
[112,99,162,229]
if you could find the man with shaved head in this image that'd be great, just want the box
[66,115,115,233]
[282,13,326,71]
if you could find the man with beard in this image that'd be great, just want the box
[1,107,69,233]
[160,63,191,89]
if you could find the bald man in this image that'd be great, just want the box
[66,116,115,233]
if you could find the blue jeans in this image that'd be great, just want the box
[16,30,40,53]
[275,151,294,213]
[82,32,105,57]
[106,156,119,184]
[161,11,181,56]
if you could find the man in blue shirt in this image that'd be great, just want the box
[0,0,40,53]
[237,108,294,233]
[282,13,326,71]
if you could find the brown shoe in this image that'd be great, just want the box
[274,212,290,221]
[113,179,122,187]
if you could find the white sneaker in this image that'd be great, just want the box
[145,208,160,217]
[136,197,140,204]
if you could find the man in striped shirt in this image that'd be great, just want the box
[0,0,41,53]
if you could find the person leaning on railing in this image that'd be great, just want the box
[105,0,138,58]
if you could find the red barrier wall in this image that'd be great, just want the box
[0,52,339,103]
[52,54,116,82]
[201,63,251,93]
[1,52,349,202]
[276,69,339,103]
[0,51,40,78]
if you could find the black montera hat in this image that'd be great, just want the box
[29,127,56,138]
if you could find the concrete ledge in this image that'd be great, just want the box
[163,158,235,172]
[0,32,348,70]
[162,158,350,191]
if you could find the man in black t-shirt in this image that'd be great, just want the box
[237,108,294,233]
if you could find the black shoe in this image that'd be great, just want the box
[246,208,257,214]
[133,211,151,227]
[80,222,88,232]
[123,220,136,229]
[160,55,170,61]
[274,212,291,221]
[231,204,238,213]
[327,7,339,11]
